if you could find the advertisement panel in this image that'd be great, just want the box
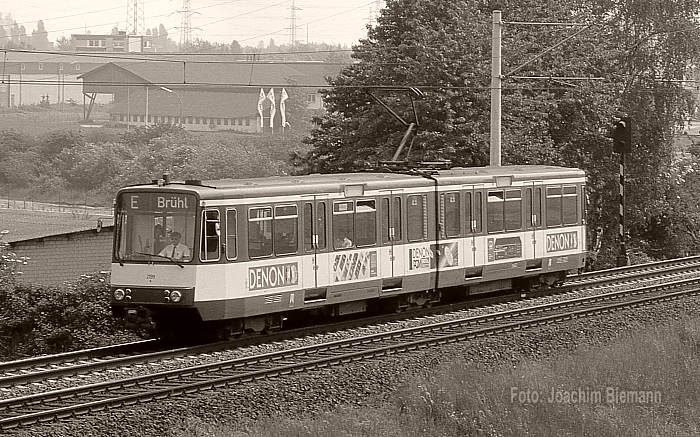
[248,262,299,291]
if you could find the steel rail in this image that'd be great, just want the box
[0,340,157,374]
[0,278,697,430]
[2,255,700,390]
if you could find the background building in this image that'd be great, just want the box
[0,52,108,108]
[70,31,157,53]
[7,223,114,286]
[78,60,342,131]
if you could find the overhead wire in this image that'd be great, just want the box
[1,8,697,96]
[6,77,689,96]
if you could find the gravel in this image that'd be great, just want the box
[3,270,694,401]
[6,281,700,436]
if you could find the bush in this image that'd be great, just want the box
[0,271,138,360]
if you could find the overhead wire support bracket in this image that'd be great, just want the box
[503,22,598,78]
[504,21,590,26]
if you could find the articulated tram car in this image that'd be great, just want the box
[110,165,587,337]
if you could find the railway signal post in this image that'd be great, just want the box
[613,117,632,266]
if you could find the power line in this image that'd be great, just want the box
[238,1,376,44]
[0,0,253,41]
[177,0,193,47]
[8,77,690,94]
[126,0,146,36]
[288,0,302,47]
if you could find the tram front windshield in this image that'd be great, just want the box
[115,192,196,262]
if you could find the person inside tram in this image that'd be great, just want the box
[158,231,191,260]
[336,234,353,249]
[154,224,167,253]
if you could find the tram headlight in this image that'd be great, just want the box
[169,290,182,303]
[113,288,125,301]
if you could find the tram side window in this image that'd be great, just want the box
[465,192,483,234]
[333,201,355,249]
[525,188,542,228]
[382,198,403,243]
[441,192,460,238]
[533,188,542,226]
[274,205,298,255]
[381,198,390,243]
[201,209,221,261]
[407,194,427,242]
[303,203,313,252]
[525,189,532,228]
[546,187,563,227]
[393,198,402,240]
[248,207,273,258]
[317,203,327,249]
[355,200,376,247]
[505,189,522,231]
[474,192,483,232]
[304,202,327,251]
[465,193,472,233]
[487,190,505,233]
[562,186,579,225]
[226,209,237,260]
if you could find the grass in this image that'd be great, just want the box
[172,316,700,437]
[0,207,112,242]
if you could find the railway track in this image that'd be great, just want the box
[2,255,700,392]
[0,262,698,430]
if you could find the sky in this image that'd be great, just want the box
[3,0,382,47]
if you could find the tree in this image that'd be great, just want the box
[55,36,71,51]
[298,0,497,172]
[31,20,50,50]
[37,131,85,158]
[0,231,23,285]
[297,0,700,265]
[0,130,38,186]
[230,40,242,53]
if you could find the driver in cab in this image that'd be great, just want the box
[158,231,191,260]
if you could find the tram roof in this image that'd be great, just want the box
[119,165,585,200]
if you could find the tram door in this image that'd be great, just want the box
[301,196,330,289]
[524,182,542,259]
[462,185,483,267]
[379,190,405,281]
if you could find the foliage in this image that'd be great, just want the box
[0,122,297,205]
[0,130,38,186]
[0,231,25,284]
[37,130,85,158]
[298,1,494,172]
[119,123,187,148]
[0,272,136,360]
[297,0,700,266]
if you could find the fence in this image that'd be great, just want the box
[0,198,113,218]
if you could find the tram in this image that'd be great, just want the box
[110,165,587,338]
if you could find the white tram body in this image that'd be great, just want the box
[110,165,587,335]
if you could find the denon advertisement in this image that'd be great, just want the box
[248,262,299,291]
[546,231,579,253]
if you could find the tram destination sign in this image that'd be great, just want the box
[120,192,196,212]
